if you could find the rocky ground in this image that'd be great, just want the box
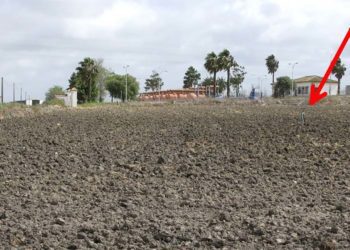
[0,103,349,249]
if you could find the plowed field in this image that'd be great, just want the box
[0,104,349,249]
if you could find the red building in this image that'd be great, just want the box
[139,86,214,101]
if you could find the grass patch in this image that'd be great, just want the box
[43,99,65,107]
[0,103,26,110]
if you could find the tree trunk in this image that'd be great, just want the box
[338,79,340,95]
[213,71,217,97]
[89,77,92,102]
[272,72,275,96]
[99,80,103,103]
[226,69,230,98]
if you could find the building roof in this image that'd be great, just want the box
[294,75,338,84]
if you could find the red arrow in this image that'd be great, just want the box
[309,28,350,106]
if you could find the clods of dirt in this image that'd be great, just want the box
[0,104,349,249]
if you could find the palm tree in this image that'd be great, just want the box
[265,55,279,94]
[332,58,347,95]
[76,58,99,102]
[204,52,220,97]
[219,49,236,98]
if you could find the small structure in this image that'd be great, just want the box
[294,75,338,96]
[249,88,257,100]
[16,99,43,106]
[345,85,350,95]
[56,88,77,107]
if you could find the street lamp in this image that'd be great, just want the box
[123,65,130,102]
[259,75,267,100]
[252,74,266,99]
[289,62,298,96]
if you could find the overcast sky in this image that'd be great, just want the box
[0,0,349,101]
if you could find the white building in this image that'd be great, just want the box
[294,75,338,96]
[16,99,44,106]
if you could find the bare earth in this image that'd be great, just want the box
[0,103,349,249]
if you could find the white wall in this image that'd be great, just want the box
[296,82,338,96]
[56,89,78,107]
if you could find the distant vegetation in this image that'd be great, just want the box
[203,49,246,97]
[265,54,279,96]
[44,99,65,106]
[68,57,100,103]
[44,50,348,102]
[183,66,201,89]
[274,76,291,98]
[332,58,347,95]
[144,71,164,92]
[45,85,65,102]
[106,73,139,102]
[201,77,226,94]
[67,57,140,103]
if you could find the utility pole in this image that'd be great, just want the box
[13,83,15,103]
[1,77,3,104]
[20,88,23,101]
[289,62,298,96]
[123,65,130,102]
[259,75,267,100]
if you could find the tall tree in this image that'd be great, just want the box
[230,65,246,97]
[68,72,79,89]
[265,55,279,94]
[332,58,347,95]
[95,59,111,102]
[76,57,99,103]
[145,71,163,92]
[204,52,220,97]
[106,73,139,102]
[219,49,236,97]
[183,66,201,88]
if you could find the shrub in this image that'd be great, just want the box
[44,99,65,106]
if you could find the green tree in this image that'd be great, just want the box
[265,55,279,94]
[216,77,226,94]
[204,52,220,97]
[145,71,163,92]
[106,73,139,102]
[95,59,111,102]
[183,66,201,88]
[76,57,99,103]
[230,65,246,97]
[332,58,347,95]
[45,85,65,102]
[68,72,79,89]
[201,77,225,94]
[219,49,237,97]
[274,76,291,98]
